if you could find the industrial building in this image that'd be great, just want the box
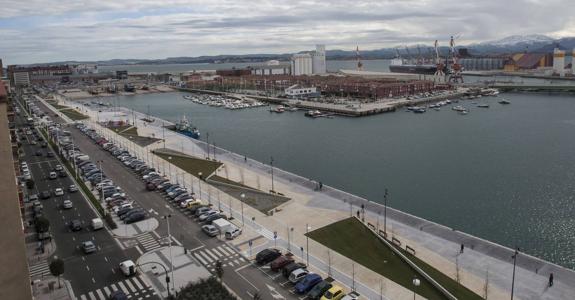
[290,44,327,76]
[285,84,320,99]
[291,53,313,76]
[250,60,291,76]
[503,53,553,72]
[553,48,566,76]
[459,58,505,70]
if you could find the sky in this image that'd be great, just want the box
[1,0,574,65]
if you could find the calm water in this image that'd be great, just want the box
[103,91,575,269]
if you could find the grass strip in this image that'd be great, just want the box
[307,217,482,300]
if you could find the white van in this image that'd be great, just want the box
[91,218,104,230]
[119,260,136,276]
[225,226,242,240]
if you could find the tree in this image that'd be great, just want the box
[215,260,224,281]
[49,258,65,288]
[35,216,50,233]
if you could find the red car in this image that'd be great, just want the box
[270,254,295,272]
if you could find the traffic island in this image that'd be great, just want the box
[306,217,482,300]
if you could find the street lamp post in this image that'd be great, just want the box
[511,248,519,300]
[168,156,172,179]
[240,193,245,226]
[163,215,175,293]
[306,224,311,266]
[198,172,203,199]
[288,227,294,252]
[412,278,420,300]
[270,156,275,192]
[384,188,388,236]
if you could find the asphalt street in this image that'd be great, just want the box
[17,100,157,300]
[32,98,302,299]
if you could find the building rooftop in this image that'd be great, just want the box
[0,84,33,300]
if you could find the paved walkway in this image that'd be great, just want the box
[64,97,575,300]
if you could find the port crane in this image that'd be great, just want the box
[433,40,446,82]
[448,35,464,83]
[356,46,363,71]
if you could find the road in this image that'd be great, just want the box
[32,97,302,299]
[17,99,158,300]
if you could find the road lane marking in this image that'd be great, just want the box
[91,277,95,283]
[198,251,213,263]
[104,256,108,262]
[88,291,97,300]
[86,265,90,271]
[193,253,208,265]
[131,276,144,289]
[118,282,129,294]
[103,286,111,295]
[125,278,137,293]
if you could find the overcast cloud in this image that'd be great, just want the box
[1,0,574,64]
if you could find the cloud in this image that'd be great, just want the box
[1,0,574,64]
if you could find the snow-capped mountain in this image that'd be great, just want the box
[479,35,554,46]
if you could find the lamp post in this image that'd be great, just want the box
[412,278,420,300]
[511,248,519,300]
[384,188,388,236]
[163,214,175,293]
[240,193,245,226]
[168,156,172,180]
[306,224,311,266]
[198,172,203,199]
[288,227,294,251]
[270,156,275,192]
[137,262,171,299]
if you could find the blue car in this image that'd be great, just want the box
[294,273,322,294]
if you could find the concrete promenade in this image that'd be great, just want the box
[63,96,575,300]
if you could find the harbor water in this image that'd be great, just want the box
[101,90,575,269]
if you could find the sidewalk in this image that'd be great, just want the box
[32,277,74,300]
[65,97,575,300]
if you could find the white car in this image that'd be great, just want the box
[54,165,63,171]
[62,199,73,209]
[54,188,64,196]
[289,268,309,283]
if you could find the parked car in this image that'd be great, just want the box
[308,280,333,300]
[282,262,307,278]
[340,291,361,300]
[54,188,64,196]
[204,213,226,224]
[69,185,78,192]
[120,208,145,220]
[289,268,310,284]
[82,241,97,254]
[54,164,63,171]
[198,210,218,222]
[48,171,57,179]
[320,285,345,300]
[201,224,219,237]
[224,227,242,240]
[295,273,322,294]
[194,206,212,217]
[256,248,282,265]
[270,255,295,272]
[124,212,146,224]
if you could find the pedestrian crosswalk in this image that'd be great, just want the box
[76,275,158,300]
[192,244,248,272]
[29,260,50,278]
[136,232,161,252]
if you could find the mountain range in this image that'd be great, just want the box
[43,35,575,66]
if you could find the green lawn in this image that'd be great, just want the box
[209,175,253,190]
[60,108,89,120]
[307,218,482,300]
[155,149,223,178]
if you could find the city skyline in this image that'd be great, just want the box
[1,0,575,65]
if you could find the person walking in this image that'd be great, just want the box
[460,243,464,254]
[549,273,554,287]
[319,181,323,191]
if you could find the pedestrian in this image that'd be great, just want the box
[356,210,360,218]
[549,273,554,287]
[319,181,323,190]
[460,243,464,254]
[244,156,247,162]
